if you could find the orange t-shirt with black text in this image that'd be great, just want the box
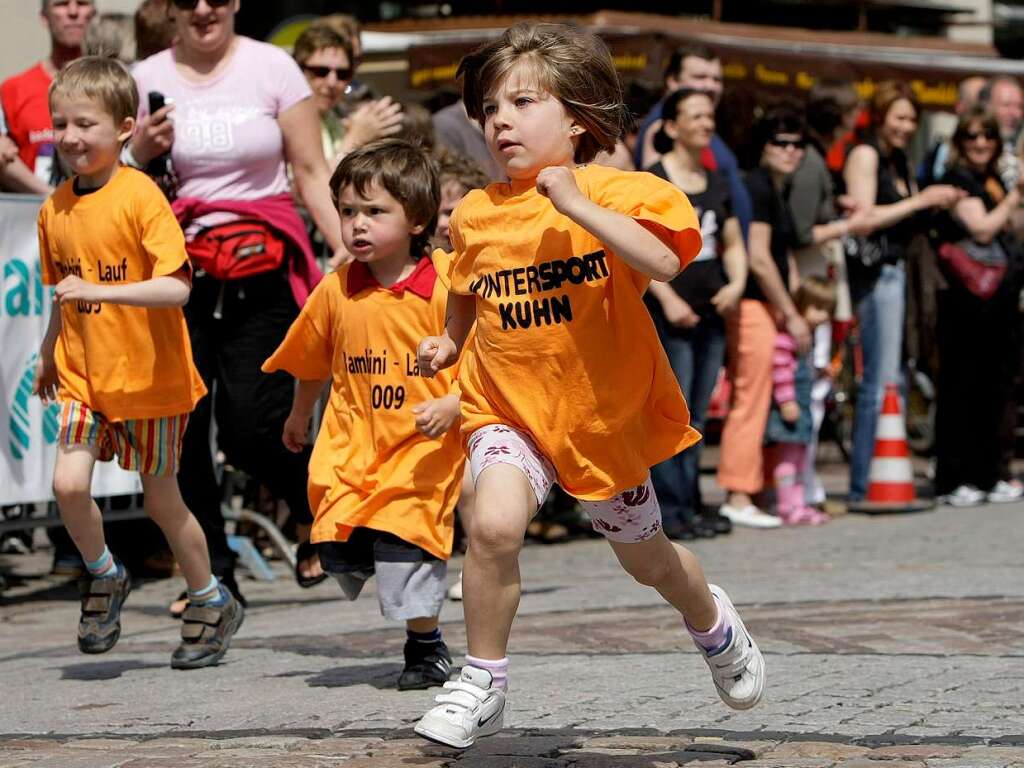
[440,163,703,501]
[262,261,464,560]
[38,166,207,421]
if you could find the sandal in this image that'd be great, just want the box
[295,540,328,588]
[78,566,132,654]
[171,588,245,670]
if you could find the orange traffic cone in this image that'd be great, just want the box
[849,383,935,514]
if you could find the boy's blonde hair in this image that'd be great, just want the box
[796,276,838,316]
[49,56,139,126]
[457,22,630,164]
[329,139,440,259]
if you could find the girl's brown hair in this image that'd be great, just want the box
[329,139,440,260]
[457,22,631,163]
[795,276,838,316]
[869,80,920,128]
[947,106,1003,177]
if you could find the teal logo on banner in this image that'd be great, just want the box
[9,353,59,460]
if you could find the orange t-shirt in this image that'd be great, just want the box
[262,261,464,559]
[38,166,207,421]
[439,163,703,501]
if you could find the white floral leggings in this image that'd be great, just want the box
[467,424,663,543]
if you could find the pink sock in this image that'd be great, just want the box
[685,595,733,654]
[465,654,508,689]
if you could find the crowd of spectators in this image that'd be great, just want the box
[2,0,1022,590]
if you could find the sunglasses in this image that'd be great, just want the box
[170,0,231,9]
[768,137,806,149]
[964,130,998,142]
[302,65,354,81]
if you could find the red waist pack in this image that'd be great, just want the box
[937,240,1007,301]
[186,219,287,281]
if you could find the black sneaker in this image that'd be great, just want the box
[77,565,131,654]
[702,508,733,535]
[398,638,452,690]
[171,587,245,670]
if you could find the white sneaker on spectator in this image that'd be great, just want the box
[987,480,1024,504]
[695,585,765,710]
[719,504,782,529]
[415,665,506,748]
[943,485,987,507]
[446,571,463,601]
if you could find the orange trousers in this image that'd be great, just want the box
[717,300,777,495]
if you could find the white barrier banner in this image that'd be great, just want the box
[1,194,141,505]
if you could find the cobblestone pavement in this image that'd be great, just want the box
[2,492,1023,767]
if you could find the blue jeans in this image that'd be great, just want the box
[849,263,905,499]
[650,315,726,525]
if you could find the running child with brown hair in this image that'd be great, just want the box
[33,56,243,669]
[263,138,466,690]
[414,22,767,748]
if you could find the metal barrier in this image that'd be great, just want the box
[0,502,296,574]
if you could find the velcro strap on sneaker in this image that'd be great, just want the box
[83,596,110,613]
[181,622,209,641]
[85,579,118,595]
[182,605,223,627]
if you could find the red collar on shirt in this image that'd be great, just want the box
[346,257,436,299]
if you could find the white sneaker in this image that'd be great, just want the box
[695,585,766,710]
[414,665,506,748]
[987,480,1024,504]
[446,571,463,601]
[719,504,782,529]
[943,485,987,508]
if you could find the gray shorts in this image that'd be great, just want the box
[317,530,446,621]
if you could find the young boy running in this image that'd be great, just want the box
[263,139,465,690]
[33,57,243,669]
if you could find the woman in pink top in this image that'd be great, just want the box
[129,0,339,604]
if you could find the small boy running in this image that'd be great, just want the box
[33,57,243,669]
[263,139,465,690]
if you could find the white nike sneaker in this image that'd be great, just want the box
[695,585,765,710]
[414,665,507,748]
[719,504,782,529]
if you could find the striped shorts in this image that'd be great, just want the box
[59,400,189,477]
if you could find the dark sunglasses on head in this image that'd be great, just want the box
[171,0,232,10]
[302,65,354,81]
[768,137,806,149]
[964,129,998,141]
